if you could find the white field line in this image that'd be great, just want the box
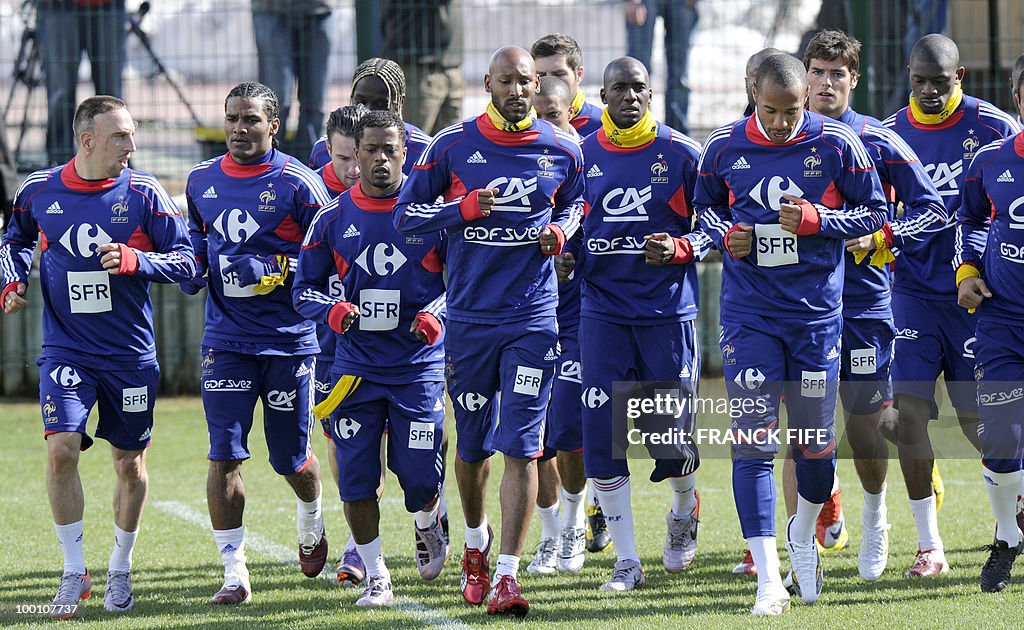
[152,500,475,629]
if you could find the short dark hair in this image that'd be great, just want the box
[530,33,583,71]
[73,95,127,136]
[354,110,407,146]
[225,81,279,121]
[538,75,573,101]
[803,29,861,77]
[326,104,369,140]
[755,53,808,91]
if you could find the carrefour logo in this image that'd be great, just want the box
[212,208,260,243]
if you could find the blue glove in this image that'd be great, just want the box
[222,254,283,288]
[179,275,207,295]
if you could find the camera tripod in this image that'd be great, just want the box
[2,0,203,170]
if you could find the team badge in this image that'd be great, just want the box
[537,150,555,178]
[963,129,980,160]
[258,183,277,212]
[803,147,822,178]
[651,153,669,183]
[111,195,129,223]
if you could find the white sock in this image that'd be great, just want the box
[748,535,784,590]
[465,516,490,551]
[668,474,698,517]
[108,524,138,573]
[356,536,388,578]
[984,468,1024,545]
[345,533,357,552]
[493,553,520,582]
[414,500,439,530]
[537,501,560,540]
[832,470,841,496]
[560,486,587,530]
[213,526,247,584]
[909,495,942,551]
[862,484,888,528]
[296,485,323,540]
[789,495,823,544]
[594,476,638,563]
[55,520,86,575]
[587,482,600,509]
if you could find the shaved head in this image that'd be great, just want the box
[603,56,649,87]
[746,47,783,76]
[755,53,808,91]
[538,75,572,100]
[488,46,534,75]
[909,34,960,70]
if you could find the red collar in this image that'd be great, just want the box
[60,157,119,191]
[1013,131,1024,159]
[320,163,348,195]
[743,115,807,147]
[350,181,398,212]
[905,106,965,131]
[475,114,541,145]
[220,151,274,178]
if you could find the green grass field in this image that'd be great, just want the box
[1,395,1023,629]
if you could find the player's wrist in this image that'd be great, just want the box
[459,189,488,221]
[328,301,359,333]
[955,262,980,287]
[116,243,139,275]
[794,201,821,236]
[1,281,25,310]
[670,237,693,264]
[541,224,566,255]
[414,312,443,345]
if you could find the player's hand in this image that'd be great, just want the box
[958,276,992,310]
[223,254,281,288]
[539,226,562,254]
[2,282,27,314]
[555,252,575,282]
[727,223,753,258]
[96,242,139,275]
[477,188,500,216]
[845,234,875,252]
[179,276,207,295]
[779,193,808,234]
[624,0,647,26]
[643,233,675,265]
[328,301,360,334]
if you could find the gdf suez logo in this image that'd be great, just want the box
[355,243,407,275]
[485,176,537,212]
[750,176,804,211]
[212,208,260,243]
[601,186,652,222]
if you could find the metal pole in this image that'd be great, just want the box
[849,0,872,116]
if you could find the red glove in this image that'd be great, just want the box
[328,301,359,334]
[413,312,443,345]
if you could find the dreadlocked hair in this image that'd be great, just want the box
[226,81,281,147]
[351,58,407,116]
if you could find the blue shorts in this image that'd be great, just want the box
[974,320,1024,473]
[540,325,582,460]
[721,312,840,459]
[314,356,334,438]
[39,359,159,451]
[580,318,701,481]
[446,317,558,462]
[891,292,978,412]
[839,316,895,415]
[201,347,316,475]
[329,379,445,512]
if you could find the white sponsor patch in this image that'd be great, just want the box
[50,366,82,387]
[408,421,435,450]
[122,386,148,412]
[67,270,112,313]
[336,417,362,439]
[800,370,827,398]
[755,223,798,267]
[358,288,401,331]
[850,348,877,375]
[513,365,544,396]
[267,389,297,412]
[219,254,257,298]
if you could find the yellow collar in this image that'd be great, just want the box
[601,107,658,148]
[485,100,536,132]
[569,89,587,120]
[910,83,963,124]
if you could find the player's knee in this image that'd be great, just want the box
[113,453,146,483]
[47,436,80,471]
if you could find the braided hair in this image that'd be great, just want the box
[350,58,407,116]
[225,81,280,147]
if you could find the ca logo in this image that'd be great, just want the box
[486,176,537,211]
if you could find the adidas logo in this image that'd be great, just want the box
[731,156,751,170]
[202,186,218,199]
[433,398,444,412]
[343,224,360,238]
[868,390,883,404]
[998,169,1015,183]
[138,427,152,441]
[544,347,558,361]
[467,151,487,164]
[679,365,691,379]
[294,363,311,377]
[826,346,840,360]
[46,201,62,214]
[587,163,604,177]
